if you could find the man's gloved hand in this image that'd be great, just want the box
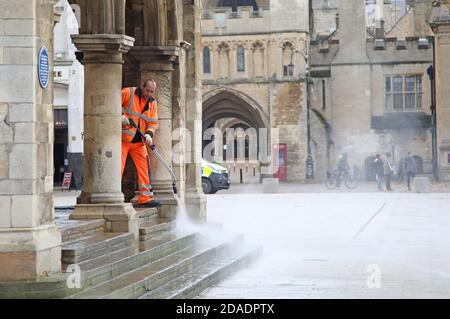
[122,115,130,127]
[144,134,153,146]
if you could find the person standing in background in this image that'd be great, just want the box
[373,154,384,191]
[403,152,416,191]
[383,152,395,191]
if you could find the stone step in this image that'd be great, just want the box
[67,234,244,299]
[62,232,135,265]
[139,244,262,299]
[139,221,175,241]
[135,208,159,223]
[57,218,104,243]
[65,232,198,295]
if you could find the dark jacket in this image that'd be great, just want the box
[404,157,416,174]
[373,158,384,176]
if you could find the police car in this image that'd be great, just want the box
[201,159,231,194]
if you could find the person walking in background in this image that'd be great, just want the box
[383,152,395,191]
[403,152,416,191]
[373,154,384,191]
[336,153,351,187]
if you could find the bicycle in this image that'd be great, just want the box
[325,169,358,190]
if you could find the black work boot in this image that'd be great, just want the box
[138,200,161,208]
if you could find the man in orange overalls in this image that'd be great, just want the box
[121,79,160,208]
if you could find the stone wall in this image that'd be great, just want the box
[201,1,310,181]
[0,0,61,281]
[430,3,450,180]
[308,0,435,180]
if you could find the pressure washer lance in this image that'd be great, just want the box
[128,118,178,194]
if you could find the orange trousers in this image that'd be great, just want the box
[121,142,154,204]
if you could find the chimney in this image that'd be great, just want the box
[333,0,369,64]
[376,19,385,38]
[375,0,384,34]
[413,0,433,37]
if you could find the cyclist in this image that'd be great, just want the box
[336,153,351,187]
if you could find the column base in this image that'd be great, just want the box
[0,225,61,281]
[70,203,139,241]
[184,189,207,223]
[154,191,179,221]
[77,191,125,204]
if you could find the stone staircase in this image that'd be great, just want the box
[0,206,260,299]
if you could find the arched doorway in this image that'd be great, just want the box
[203,88,268,163]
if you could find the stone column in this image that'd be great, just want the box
[430,5,450,180]
[184,0,207,221]
[230,45,236,80]
[130,47,180,219]
[70,35,139,238]
[0,0,61,281]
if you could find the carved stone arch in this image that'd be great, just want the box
[232,40,246,49]
[216,41,231,78]
[251,40,265,77]
[217,41,230,51]
[202,42,214,50]
[281,40,295,50]
[252,40,264,51]
[202,87,269,131]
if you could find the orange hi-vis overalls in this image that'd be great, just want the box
[121,87,159,205]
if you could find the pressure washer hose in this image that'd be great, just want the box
[148,144,178,195]
[128,119,178,194]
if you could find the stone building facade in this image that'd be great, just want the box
[53,0,84,189]
[0,0,205,281]
[309,0,436,180]
[202,0,439,182]
[201,0,309,181]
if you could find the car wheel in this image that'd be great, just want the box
[202,178,213,194]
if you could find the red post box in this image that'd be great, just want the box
[273,144,288,181]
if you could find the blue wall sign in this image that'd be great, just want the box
[38,46,49,89]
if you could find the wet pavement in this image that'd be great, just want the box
[198,191,450,298]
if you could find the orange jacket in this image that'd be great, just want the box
[122,87,159,143]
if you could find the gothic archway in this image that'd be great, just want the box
[202,87,268,165]
[203,87,269,131]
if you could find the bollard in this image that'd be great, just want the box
[413,176,431,193]
[253,167,256,176]
[262,178,279,193]
[240,169,243,184]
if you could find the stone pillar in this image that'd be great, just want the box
[70,35,139,238]
[430,5,450,180]
[184,0,207,222]
[130,47,180,219]
[230,45,236,80]
[0,0,61,281]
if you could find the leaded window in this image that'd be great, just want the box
[237,46,245,72]
[385,75,423,112]
[203,47,211,74]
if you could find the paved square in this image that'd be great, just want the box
[198,191,450,298]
